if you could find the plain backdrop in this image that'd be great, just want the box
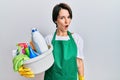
[0,0,120,80]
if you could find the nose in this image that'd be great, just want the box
[65,18,69,24]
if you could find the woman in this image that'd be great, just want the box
[44,3,85,80]
[18,3,85,80]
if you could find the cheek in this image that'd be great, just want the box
[57,20,64,26]
[69,19,71,24]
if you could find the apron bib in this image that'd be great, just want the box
[44,31,77,80]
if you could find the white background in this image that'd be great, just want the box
[0,0,120,80]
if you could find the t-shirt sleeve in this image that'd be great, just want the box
[45,34,53,46]
[73,33,84,59]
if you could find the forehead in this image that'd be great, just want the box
[58,9,70,16]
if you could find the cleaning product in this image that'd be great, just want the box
[29,41,36,51]
[31,28,48,54]
[17,43,30,57]
[18,66,35,78]
[13,54,30,71]
[28,45,39,58]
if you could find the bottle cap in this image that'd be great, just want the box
[32,28,37,32]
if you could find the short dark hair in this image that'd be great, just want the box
[52,3,72,23]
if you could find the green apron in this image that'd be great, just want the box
[44,31,78,80]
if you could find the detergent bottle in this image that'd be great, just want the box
[31,28,48,55]
[28,45,38,58]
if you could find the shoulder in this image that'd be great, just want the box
[45,34,53,45]
[45,34,53,40]
[72,32,84,42]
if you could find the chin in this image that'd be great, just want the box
[63,29,68,32]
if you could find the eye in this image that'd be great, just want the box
[60,16,64,19]
[67,16,71,19]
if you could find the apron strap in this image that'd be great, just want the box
[52,30,74,44]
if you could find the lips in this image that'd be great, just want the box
[65,25,68,28]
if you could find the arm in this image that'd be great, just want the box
[73,33,85,79]
[77,58,85,80]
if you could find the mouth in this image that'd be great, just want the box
[65,25,68,28]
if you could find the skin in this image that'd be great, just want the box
[55,8,84,77]
[55,9,71,36]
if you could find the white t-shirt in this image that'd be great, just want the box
[45,33,84,59]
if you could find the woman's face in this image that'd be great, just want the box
[55,9,71,32]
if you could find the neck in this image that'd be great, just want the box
[56,29,68,36]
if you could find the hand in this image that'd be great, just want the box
[78,75,85,80]
[18,66,35,78]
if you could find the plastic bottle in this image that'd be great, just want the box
[31,28,48,55]
[28,45,38,58]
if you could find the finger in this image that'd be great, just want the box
[19,71,34,75]
[20,74,34,78]
[23,68,31,71]
[22,66,31,70]
[19,67,31,72]
[18,66,24,71]
[20,73,35,78]
[24,74,35,78]
[25,75,35,78]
